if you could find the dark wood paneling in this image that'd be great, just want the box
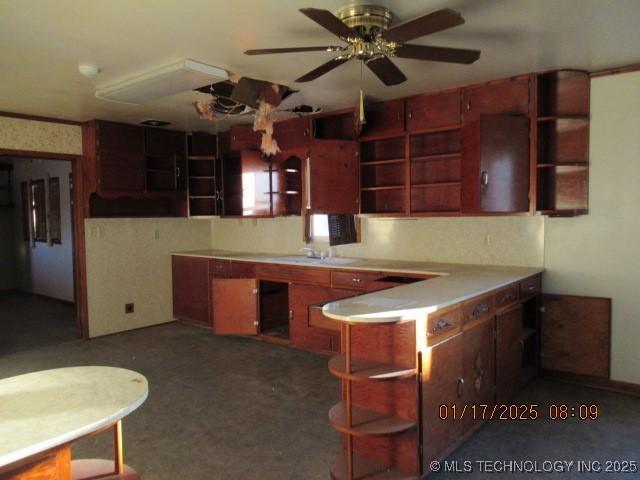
[212,278,259,335]
[273,116,310,151]
[96,120,144,153]
[172,256,210,326]
[541,295,610,378]
[230,124,261,151]
[145,127,185,156]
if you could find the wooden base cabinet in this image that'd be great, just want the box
[495,304,524,403]
[171,256,210,327]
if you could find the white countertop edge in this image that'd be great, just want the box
[0,387,148,468]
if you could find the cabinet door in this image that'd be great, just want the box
[241,150,272,216]
[289,284,353,354]
[362,99,405,137]
[145,128,185,156]
[308,139,359,214]
[423,333,464,469]
[461,115,530,213]
[273,117,310,151]
[462,77,530,123]
[212,278,259,335]
[462,319,495,433]
[230,124,261,151]
[97,121,144,152]
[96,121,145,193]
[406,90,461,132]
[172,256,210,326]
[495,304,523,403]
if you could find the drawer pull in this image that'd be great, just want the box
[351,278,362,283]
[428,318,454,337]
[528,285,536,291]
[469,302,489,319]
[500,292,515,303]
[457,378,465,399]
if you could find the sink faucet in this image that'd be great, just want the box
[300,247,327,259]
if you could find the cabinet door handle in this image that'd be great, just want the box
[305,156,312,210]
[481,171,489,186]
[351,278,362,283]
[466,100,472,111]
[408,111,412,120]
[289,309,293,319]
[457,378,465,399]
[176,166,181,178]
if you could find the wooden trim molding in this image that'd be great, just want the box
[0,110,81,126]
[541,370,640,398]
[0,148,78,161]
[590,63,640,78]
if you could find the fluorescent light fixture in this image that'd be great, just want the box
[95,59,228,104]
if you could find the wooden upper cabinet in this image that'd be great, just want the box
[241,150,272,217]
[422,333,464,468]
[212,278,259,335]
[307,139,359,214]
[145,128,185,156]
[362,99,405,137]
[172,255,210,326]
[95,121,145,193]
[406,90,461,132]
[230,124,261,151]
[462,77,530,123]
[495,303,523,403]
[461,115,530,213]
[273,117,311,151]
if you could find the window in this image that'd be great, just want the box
[30,179,46,242]
[310,214,329,242]
[48,177,61,244]
[20,182,30,240]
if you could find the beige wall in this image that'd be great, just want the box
[211,215,545,268]
[544,70,640,385]
[0,116,81,155]
[85,218,211,337]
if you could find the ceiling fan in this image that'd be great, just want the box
[244,4,481,86]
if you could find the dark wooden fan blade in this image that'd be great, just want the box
[382,8,465,43]
[365,56,407,86]
[395,44,481,64]
[245,46,342,55]
[299,8,360,40]
[295,56,350,82]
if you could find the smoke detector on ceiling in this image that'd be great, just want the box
[78,64,100,77]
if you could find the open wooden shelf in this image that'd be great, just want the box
[361,185,405,192]
[411,181,461,189]
[329,355,416,382]
[330,451,418,480]
[537,115,589,122]
[537,162,588,168]
[329,403,416,437]
[187,155,216,161]
[361,158,406,166]
[410,152,460,163]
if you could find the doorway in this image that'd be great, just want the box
[0,156,79,353]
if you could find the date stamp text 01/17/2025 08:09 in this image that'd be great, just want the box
[438,403,600,421]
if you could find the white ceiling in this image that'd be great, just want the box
[1,0,639,133]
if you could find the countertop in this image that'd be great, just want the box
[0,367,148,468]
[172,249,543,324]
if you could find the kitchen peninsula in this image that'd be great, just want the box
[171,250,542,478]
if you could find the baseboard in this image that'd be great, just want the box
[540,369,640,397]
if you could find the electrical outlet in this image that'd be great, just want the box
[125,303,134,314]
[485,234,493,246]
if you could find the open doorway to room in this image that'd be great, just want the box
[0,156,79,354]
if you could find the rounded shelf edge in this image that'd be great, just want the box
[328,355,416,382]
[328,402,417,437]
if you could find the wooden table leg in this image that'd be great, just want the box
[113,421,123,475]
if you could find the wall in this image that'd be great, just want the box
[544,70,640,385]
[0,116,82,155]
[211,215,545,268]
[11,158,74,301]
[84,218,211,338]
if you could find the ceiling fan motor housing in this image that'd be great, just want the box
[336,4,392,39]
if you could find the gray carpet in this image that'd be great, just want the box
[0,322,638,480]
[0,290,78,355]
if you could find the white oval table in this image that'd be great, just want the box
[0,366,148,480]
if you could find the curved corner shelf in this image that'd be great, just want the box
[328,355,416,382]
[329,402,416,437]
[330,451,418,480]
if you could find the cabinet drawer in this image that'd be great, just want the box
[309,304,340,332]
[427,305,462,345]
[520,275,541,299]
[331,270,382,291]
[231,261,256,278]
[256,264,331,285]
[210,259,232,277]
[462,293,494,326]
[494,285,520,311]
